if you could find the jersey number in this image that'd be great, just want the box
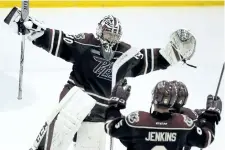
[63,34,74,44]
[152,146,167,150]
[63,33,86,44]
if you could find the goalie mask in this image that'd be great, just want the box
[96,15,122,61]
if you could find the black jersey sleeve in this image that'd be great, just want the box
[32,29,96,63]
[186,121,215,148]
[105,107,133,138]
[130,48,170,77]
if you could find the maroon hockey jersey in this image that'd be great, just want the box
[105,108,215,150]
[33,28,170,121]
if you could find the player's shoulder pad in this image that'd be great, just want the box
[125,111,141,125]
[73,33,100,47]
[172,113,195,130]
[125,111,152,127]
[180,107,198,121]
[117,41,131,53]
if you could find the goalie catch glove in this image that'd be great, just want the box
[4,7,46,42]
[159,29,196,68]
[108,79,131,110]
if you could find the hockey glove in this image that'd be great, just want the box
[109,79,131,110]
[4,7,45,42]
[159,29,196,66]
[200,95,222,125]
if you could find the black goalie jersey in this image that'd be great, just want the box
[32,28,170,121]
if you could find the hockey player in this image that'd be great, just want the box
[169,81,199,122]
[105,79,222,150]
[169,80,215,150]
[4,7,197,150]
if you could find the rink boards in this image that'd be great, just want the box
[0,0,224,8]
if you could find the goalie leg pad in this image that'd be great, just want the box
[45,87,96,150]
[68,122,106,150]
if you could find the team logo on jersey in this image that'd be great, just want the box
[74,33,85,40]
[182,114,194,127]
[93,56,113,81]
[134,51,144,60]
[127,111,139,124]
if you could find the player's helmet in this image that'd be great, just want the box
[170,80,189,109]
[152,81,178,108]
[96,15,122,61]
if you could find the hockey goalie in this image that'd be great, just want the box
[4,7,196,150]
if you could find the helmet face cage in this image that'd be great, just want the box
[152,81,178,108]
[170,81,189,109]
[96,15,122,60]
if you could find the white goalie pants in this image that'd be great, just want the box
[68,122,106,150]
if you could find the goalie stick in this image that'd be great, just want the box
[110,47,142,150]
[18,0,29,100]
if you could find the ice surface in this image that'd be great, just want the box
[0,7,224,150]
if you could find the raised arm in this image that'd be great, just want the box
[4,7,94,63]
[128,29,197,77]
[186,95,222,148]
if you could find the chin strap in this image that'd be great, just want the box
[150,102,153,114]
[183,59,197,68]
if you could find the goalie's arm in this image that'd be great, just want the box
[32,29,84,62]
[4,7,84,63]
[32,28,62,56]
[128,29,197,77]
[128,48,170,77]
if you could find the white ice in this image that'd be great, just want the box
[0,7,224,150]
